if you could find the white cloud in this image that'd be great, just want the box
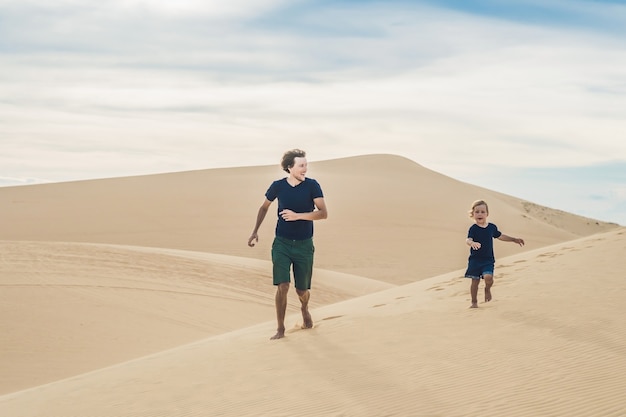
[612,185,626,200]
[115,0,292,18]
[1,1,625,188]
[0,0,293,18]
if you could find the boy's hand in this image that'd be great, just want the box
[466,238,481,250]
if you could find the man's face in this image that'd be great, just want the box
[289,157,308,182]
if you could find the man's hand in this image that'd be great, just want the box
[279,209,298,221]
[248,233,259,247]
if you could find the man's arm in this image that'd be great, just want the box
[248,198,272,247]
[280,197,328,221]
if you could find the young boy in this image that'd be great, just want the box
[464,200,524,308]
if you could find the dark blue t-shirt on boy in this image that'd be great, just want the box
[265,177,324,240]
[467,223,502,261]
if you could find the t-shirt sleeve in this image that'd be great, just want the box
[265,180,279,202]
[311,179,324,199]
[492,224,502,239]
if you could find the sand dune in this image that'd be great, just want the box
[0,240,391,394]
[0,154,624,416]
[1,229,625,417]
[1,155,618,284]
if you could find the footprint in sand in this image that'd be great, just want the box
[540,252,562,258]
[321,315,344,321]
[286,323,318,333]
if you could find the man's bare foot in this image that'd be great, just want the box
[270,328,285,340]
[485,288,492,302]
[301,308,313,329]
[470,302,478,308]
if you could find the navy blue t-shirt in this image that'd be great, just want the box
[467,223,502,261]
[265,177,324,240]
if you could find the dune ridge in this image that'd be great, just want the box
[1,154,618,284]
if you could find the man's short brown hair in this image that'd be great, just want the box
[281,149,306,173]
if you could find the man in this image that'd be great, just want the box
[248,149,328,340]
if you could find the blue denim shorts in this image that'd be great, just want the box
[465,258,494,280]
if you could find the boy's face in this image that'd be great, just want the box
[472,204,489,224]
[288,157,308,182]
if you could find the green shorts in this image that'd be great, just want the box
[271,236,315,290]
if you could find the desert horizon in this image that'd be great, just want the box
[1,154,625,417]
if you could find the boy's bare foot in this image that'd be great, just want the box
[470,302,478,308]
[485,288,492,302]
[301,308,313,329]
[270,328,285,340]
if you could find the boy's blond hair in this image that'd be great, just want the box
[469,200,489,217]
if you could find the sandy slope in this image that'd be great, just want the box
[0,154,624,416]
[1,229,625,417]
[1,155,618,284]
[0,241,391,394]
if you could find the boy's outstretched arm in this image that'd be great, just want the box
[466,237,481,250]
[498,234,525,246]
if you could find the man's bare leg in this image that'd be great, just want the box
[296,288,313,329]
[470,279,479,308]
[484,274,493,302]
[271,283,290,340]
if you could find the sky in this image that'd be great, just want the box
[1,0,625,225]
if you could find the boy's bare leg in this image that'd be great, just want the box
[470,279,479,308]
[484,274,494,302]
[296,288,313,329]
[271,283,290,340]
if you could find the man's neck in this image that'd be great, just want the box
[287,177,303,187]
